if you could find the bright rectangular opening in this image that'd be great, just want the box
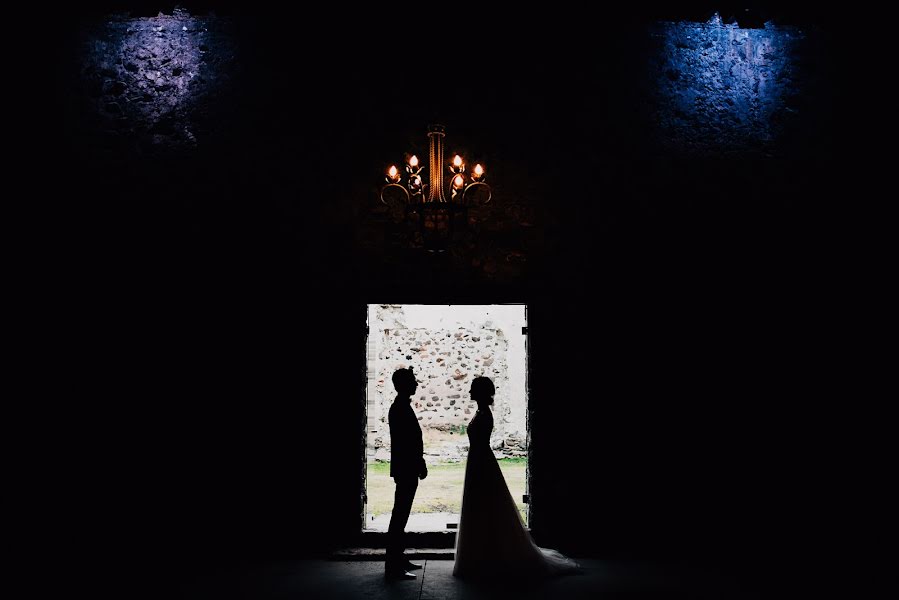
[364,304,528,532]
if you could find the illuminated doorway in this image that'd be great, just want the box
[364,304,528,532]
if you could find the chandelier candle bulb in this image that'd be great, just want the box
[453,174,465,189]
[387,165,400,182]
[473,164,484,180]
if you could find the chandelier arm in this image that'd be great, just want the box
[380,183,411,205]
[416,184,428,204]
[462,181,492,205]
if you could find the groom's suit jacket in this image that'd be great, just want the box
[388,399,425,479]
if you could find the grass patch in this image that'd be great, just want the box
[367,459,527,522]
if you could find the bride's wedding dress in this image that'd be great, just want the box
[453,408,581,579]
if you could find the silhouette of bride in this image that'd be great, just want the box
[453,376,581,580]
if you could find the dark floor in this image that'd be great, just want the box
[177,558,761,599]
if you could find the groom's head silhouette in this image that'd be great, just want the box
[392,368,418,398]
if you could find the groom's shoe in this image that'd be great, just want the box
[384,569,416,581]
[403,561,423,570]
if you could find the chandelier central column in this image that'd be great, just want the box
[427,124,447,203]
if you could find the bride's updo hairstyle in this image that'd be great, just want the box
[470,376,495,405]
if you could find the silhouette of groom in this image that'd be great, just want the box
[385,367,428,580]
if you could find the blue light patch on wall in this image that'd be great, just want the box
[650,14,804,155]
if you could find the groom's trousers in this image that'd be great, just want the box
[386,476,418,569]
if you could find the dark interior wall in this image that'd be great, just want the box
[528,294,830,587]
[48,4,837,593]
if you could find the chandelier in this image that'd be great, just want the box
[381,124,491,206]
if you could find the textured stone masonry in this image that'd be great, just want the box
[650,18,805,155]
[74,9,238,153]
[368,305,527,462]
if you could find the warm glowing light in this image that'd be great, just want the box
[378,126,492,207]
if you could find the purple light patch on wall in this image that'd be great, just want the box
[75,8,238,153]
